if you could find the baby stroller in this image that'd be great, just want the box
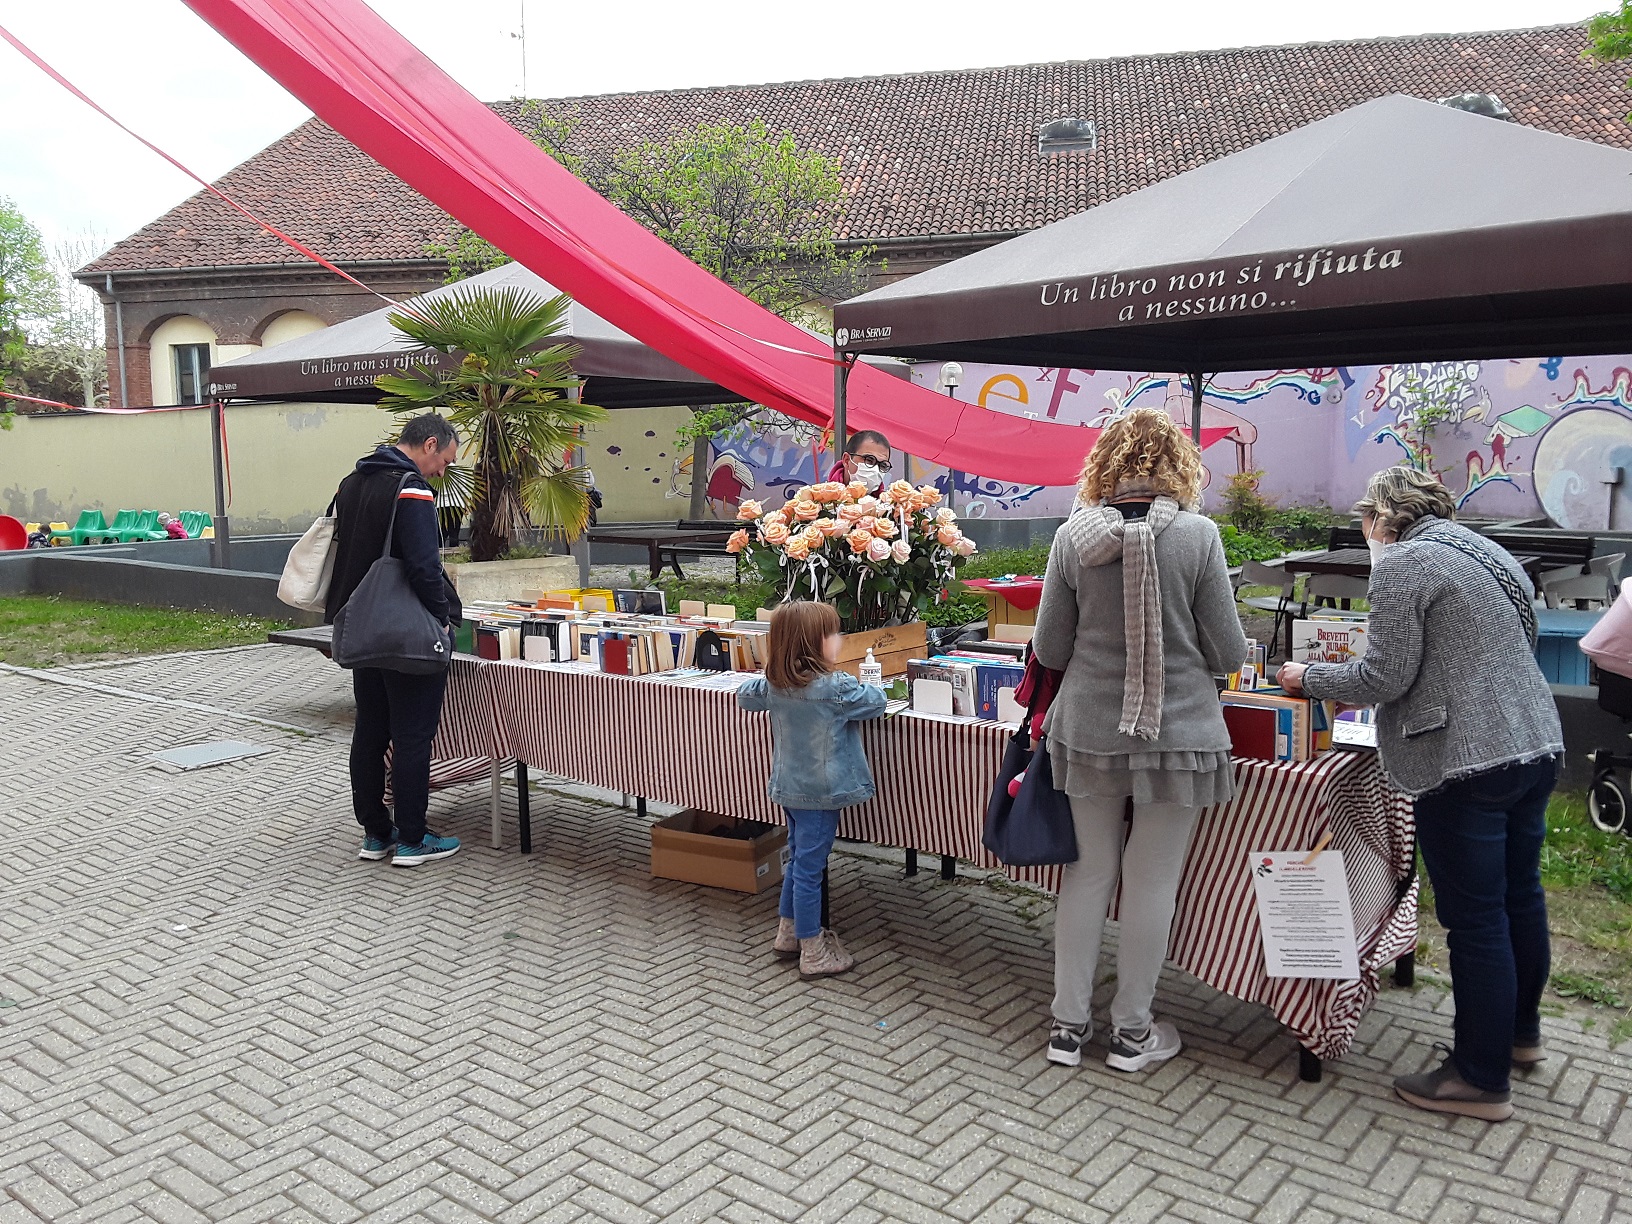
[1589,670,1632,832]
[1582,587,1632,831]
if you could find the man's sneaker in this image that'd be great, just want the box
[1105,1020,1182,1072]
[391,833,461,867]
[358,829,397,861]
[1394,1044,1513,1121]
[1047,1021,1090,1067]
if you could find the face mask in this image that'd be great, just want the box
[854,461,884,492]
[1365,523,1386,565]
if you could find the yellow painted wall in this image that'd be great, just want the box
[261,311,326,348]
[147,315,218,406]
[2,399,693,532]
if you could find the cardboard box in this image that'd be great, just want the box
[650,809,789,893]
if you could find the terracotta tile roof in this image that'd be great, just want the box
[84,23,1632,274]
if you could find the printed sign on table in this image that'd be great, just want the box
[1248,850,1360,979]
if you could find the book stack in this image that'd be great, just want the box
[906,655,1027,722]
[1224,641,1270,692]
[1218,686,1337,762]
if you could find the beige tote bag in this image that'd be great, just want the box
[277,497,337,612]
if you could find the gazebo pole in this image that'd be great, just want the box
[1187,370,1205,445]
[832,347,852,477]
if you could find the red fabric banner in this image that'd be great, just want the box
[179,0,1231,486]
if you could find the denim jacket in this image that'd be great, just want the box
[737,670,888,810]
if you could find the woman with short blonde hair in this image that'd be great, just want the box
[1281,465,1562,1122]
[1032,407,1249,1073]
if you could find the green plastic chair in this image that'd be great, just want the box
[125,509,168,542]
[104,509,140,542]
[179,510,211,539]
[50,509,110,546]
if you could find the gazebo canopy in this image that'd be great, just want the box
[211,262,906,407]
[832,95,1632,371]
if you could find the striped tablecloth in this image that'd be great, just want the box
[476,660,1416,1059]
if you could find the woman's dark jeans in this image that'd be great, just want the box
[1414,756,1557,1092]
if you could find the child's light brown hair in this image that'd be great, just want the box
[766,600,839,690]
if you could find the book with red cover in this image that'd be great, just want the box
[1221,702,1279,761]
[600,635,631,675]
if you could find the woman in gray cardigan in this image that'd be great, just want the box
[1032,408,1249,1073]
[1281,466,1562,1123]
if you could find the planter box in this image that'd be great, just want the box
[834,620,928,679]
[650,809,788,894]
[444,554,578,605]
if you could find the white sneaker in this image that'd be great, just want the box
[1105,1020,1181,1072]
[1047,1021,1090,1067]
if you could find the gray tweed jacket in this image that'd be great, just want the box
[1302,516,1562,796]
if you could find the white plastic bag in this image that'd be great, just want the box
[278,505,337,612]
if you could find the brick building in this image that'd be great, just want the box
[78,24,1632,407]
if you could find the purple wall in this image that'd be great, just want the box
[698,355,1632,529]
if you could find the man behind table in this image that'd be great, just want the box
[324,412,464,867]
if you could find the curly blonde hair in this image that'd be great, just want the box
[1078,407,1204,508]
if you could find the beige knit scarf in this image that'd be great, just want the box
[1065,492,1180,741]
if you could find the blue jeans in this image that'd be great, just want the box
[781,808,840,940]
[1414,756,1556,1092]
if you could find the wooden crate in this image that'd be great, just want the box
[833,620,928,679]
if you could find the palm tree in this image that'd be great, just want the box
[375,286,606,562]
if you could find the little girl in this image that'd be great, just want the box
[737,601,887,978]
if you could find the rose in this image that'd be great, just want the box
[816,481,849,503]
[890,539,912,564]
[836,502,863,524]
[847,528,874,554]
[846,480,869,500]
[785,536,810,560]
[736,499,764,521]
[856,516,876,534]
[936,526,960,547]
[870,516,898,539]
[801,525,825,549]
[726,528,750,554]
[762,521,791,546]
[857,496,882,516]
[888,479,915,502]
[820,517,848,538]
[792,499,822,521]
[866,536,892,563]
[918,485,943,506]
[934,506,957,525]
[954,537,977,556]
[764,508,789,528]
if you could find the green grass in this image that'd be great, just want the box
[0,594,289,668]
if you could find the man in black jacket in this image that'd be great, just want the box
[326,413,465,867]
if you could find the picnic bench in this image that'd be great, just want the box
[585,519,738,581]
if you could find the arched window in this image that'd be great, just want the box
[148,316,218,405]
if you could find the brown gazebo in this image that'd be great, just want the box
[832,94,1632,373]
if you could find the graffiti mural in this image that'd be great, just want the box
[656,353,1632,527]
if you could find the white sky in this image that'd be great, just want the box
[0,0,1601,254]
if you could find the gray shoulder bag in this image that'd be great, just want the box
[331,473,451,674]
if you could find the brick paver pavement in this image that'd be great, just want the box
[5,646,1632,1223]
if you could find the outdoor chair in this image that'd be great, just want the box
[50,509,110,546]
[1306,573,1370,610]
[1541,552,1626,610]
[103,509,140,541]
[1239,559,1304,659]
[179,510,211,538]
[121,509,168,542]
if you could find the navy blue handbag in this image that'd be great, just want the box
[982,697,1079,867]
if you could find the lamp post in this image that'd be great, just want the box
[939,361,963,512]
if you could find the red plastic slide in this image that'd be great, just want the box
[181,0,1230,485]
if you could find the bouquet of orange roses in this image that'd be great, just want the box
[727,478,977,633]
